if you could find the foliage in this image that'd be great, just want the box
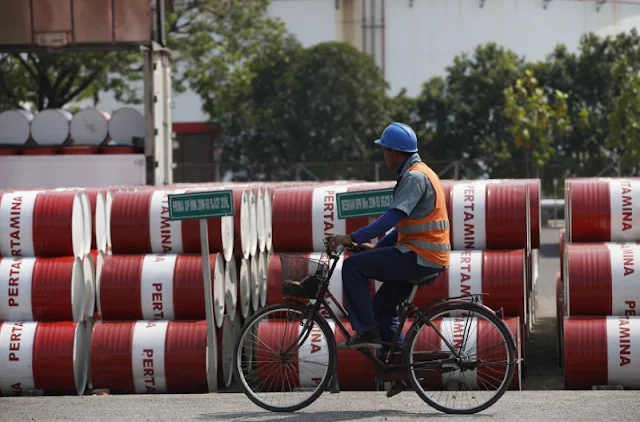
[217,41,391,180]
[504,68,572,178]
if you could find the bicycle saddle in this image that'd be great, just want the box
[408,273,440,286]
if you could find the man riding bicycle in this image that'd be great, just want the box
[327,122,451,393]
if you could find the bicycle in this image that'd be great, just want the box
[233,240,518,414]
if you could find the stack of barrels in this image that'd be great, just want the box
[0,188,93,396]
[0,107,144,155]
[0,178,540,395]
[561,177,640,389]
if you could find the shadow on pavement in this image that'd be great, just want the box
[196,409,492,421]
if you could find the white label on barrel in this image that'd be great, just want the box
[606,316,640,388]
[0,321,37,395]
[149,190,185,254]
[609,179,640,241]
[310,253,344,318]
[0,257,36,321]
[441,317,478,388]
[140,255,177,320]
[448,250,483,302]
[131,320,168,394]
[298,319,333,387]
[452,183,487,250]
[312,185,350,252]
[608,243,640,316]
[0,191,40,257]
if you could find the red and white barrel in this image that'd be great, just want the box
[0,256,85,322]
[30,109,73,145]
[448,182,530,250]
[236,258,251,319]
[108,107,146,145]
[266,252,376,316]
[565,242,640,316]
[222,184,260,257]
[559,228,566,279]
[249,254,260,312]
[0,321,88,396]
[0,109,34,145]
[564,316,640,389]
[271,184,370,252]
[556,271,565,368]
[108,189,234,261]
[224,259,238,320]
[566,178,640,243]
[82,253,96,320]
[263,185,273,252]
[0,190,85,258]
[91,320,211,394]
[52,188,93,256]
[97,253,226,327]
[217,311,244,388]
[103,189,114,253]
[408,316,522,391]
[414,249,527,322]
[229,188,252,259]
[56,188,108,253]
[258,249,268,308]
[254,318,376,391]
[70,108,110,145]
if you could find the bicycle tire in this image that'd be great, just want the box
[233,302,338,412]
[403,301,517,415]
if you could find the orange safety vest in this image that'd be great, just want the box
[396,162,451,267]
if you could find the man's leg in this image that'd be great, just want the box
[340,247,440,348]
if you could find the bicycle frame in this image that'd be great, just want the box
[282,247,494,375]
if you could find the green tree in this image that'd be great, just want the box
[504,68,572,179]
[606,58,640,175]
[0,0,287,111]
[412,43,524,178]
[218,41,391,180]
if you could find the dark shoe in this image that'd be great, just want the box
[341,328,383,349]
[386,381,411,398]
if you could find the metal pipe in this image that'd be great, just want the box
[381,0,385,77]
[371,0,375,63]
[362,0,367,54]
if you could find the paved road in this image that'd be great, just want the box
[1,391,637,422]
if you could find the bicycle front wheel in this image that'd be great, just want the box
[233,303,337,412]
[403,301,517,415]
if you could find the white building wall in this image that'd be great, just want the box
[84,0,640,120]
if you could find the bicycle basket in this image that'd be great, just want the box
[279,254,330,299]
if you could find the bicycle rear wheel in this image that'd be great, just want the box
[403,301,517,415]
[233,303,337,412]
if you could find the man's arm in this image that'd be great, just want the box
[350,208,406,244]
[376,228,398,248]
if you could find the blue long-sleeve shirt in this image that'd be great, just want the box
[351,208,406,244]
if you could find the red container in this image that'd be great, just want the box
[91,320,210,394]
[271,184,371,252]
[97,253,227,327]
[266,252,376,317]
[249,254,260,313]
[254,319,376,391]
[229,188,252,259]
[0,256,85,322]
[566,178,640,243]
[0,321,88,396]
[556,271,565,368]
[108,189,234,261]
[216,312,243,388]
[443,179,540,248]
[448,182,530,250]
[236,257,251,319]
[564,316,640,389]
[0,190,85,257]
[414,249,527,322]
[565,243,640,316]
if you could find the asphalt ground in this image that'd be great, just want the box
[1,390,638,421]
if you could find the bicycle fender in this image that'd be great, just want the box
[424,300,500,318]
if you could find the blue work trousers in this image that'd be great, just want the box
[341,247,443,348]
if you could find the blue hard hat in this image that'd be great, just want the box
[374,122,418,153]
